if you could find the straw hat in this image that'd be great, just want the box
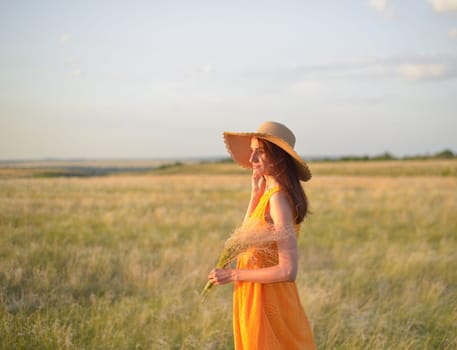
[223,121,312,181]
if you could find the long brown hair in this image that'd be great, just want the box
[261,139,309,224]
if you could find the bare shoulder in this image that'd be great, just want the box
[269,190,290,208]
[269,191,294,222]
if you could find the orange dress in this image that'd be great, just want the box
[233,187,316,350]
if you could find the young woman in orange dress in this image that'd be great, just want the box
[207,121,316,349]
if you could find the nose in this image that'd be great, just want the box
[249,149,259,163]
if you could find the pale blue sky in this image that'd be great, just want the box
[1,0,456,160]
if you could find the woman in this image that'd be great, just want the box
[207,121,316,349]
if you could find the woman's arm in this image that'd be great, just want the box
[209,191,299,285]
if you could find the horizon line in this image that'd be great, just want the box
[0,148,455,164]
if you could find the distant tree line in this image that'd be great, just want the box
[217,149,456,163]
[316,149,456,162]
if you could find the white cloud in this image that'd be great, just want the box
[369,0,388,12]
[368,0,396,18]
[290,80,323,96]
[59,33,70,44]
[71,69,81,77]
[427,0,457,13]
[65,56,78,65]
[199,64,213,74]
[449,27,457,39]
[397,63,448,80]
[263,52,457,83]
[179,64,215,77]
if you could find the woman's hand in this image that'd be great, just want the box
[243,168,266,223]
[208,268,237,286]
[251,168,266,196]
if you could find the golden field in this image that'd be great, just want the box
[0,160,456,349]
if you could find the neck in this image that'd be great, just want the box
[265,176,279,190]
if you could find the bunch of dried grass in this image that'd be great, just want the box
[201,220,296,298]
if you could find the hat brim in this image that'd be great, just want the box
[223,131,312,181]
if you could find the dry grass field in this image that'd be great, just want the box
[0,159,456,349]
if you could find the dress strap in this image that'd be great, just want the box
[250,187,281,220]
[250,187,301,237]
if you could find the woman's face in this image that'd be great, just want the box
[249,137,272,175]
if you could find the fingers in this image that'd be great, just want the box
[208,268,234,285]
[251,169,266,194]
[252,167,262,178]
[207,269,218,285]
[207,268,216,280]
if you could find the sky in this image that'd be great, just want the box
[1,0,456,160]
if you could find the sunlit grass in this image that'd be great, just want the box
[301,176,456,349]
[0,162,456,349]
